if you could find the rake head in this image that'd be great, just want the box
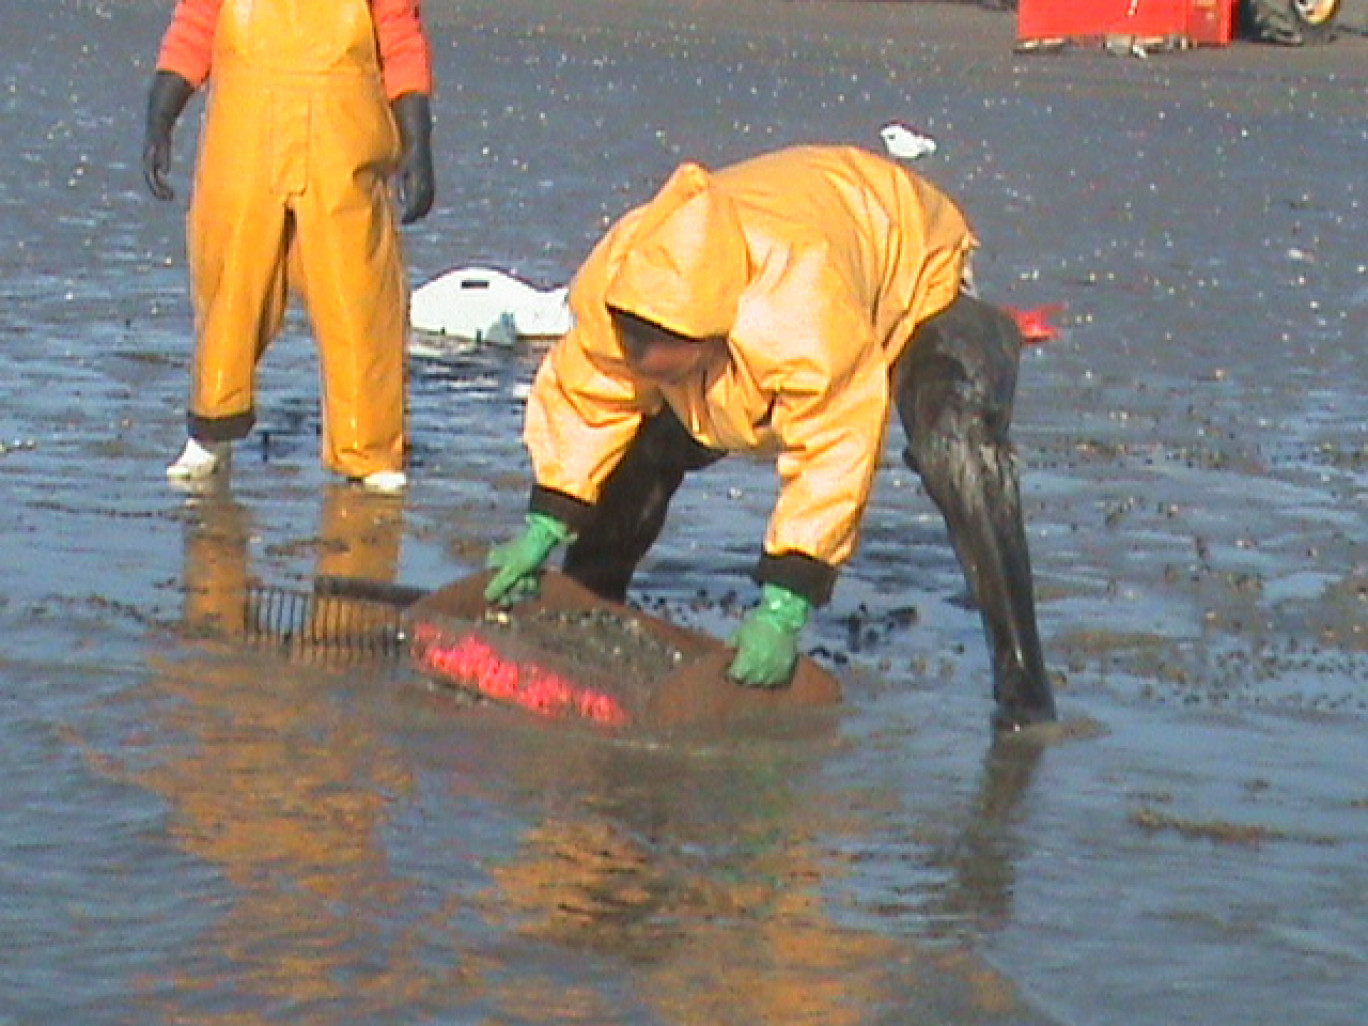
[241,583,408,660]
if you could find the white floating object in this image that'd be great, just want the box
[880,122,938,161]
[409,266,572,344]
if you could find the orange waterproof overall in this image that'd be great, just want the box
[187,0,408,479]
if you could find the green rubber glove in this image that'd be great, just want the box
[483,513,572,605]
[727,583,811,688]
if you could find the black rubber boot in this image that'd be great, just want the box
[1241,0,1306,44]
[895,296,1057,731]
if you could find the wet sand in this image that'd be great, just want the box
[2,2,1367,1024]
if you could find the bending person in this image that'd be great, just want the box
[484,146,1057,732]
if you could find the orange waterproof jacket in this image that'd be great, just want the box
[524,146,976,599]
[156,0,432,99]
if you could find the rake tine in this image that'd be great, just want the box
[236,584,407,662]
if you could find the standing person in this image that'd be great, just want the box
[142,0,436,494]
[482,146,1058,732]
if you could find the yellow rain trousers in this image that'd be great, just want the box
[186,0,408,479]
[525,145,976,572]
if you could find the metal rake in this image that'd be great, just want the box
[241,576,429,660]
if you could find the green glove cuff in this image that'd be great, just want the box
[525,512,573,546]
[754,583,810,632]
[482,513,573,605]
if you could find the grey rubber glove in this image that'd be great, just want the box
[142,70,194,201]
[391,91,434,224]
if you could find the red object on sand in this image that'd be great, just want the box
[402,571,842,731]
[1006,303,1064,345]
[1016,0,1235,47]
[411,623,630,726]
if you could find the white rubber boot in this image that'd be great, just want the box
[166,438,230,481]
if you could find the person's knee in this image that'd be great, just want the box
[898,302,1019,451]
[901,397,992,481]
[897,345,1008,449]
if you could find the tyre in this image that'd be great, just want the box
[1291,0,1341,41]
[1244,0,1340,44]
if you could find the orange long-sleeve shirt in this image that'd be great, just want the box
[156,0,433,99]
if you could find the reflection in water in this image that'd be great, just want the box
[180,485,252,640]
[488,812,899,1024]
[128,484,455,1021]
[184,483,408,659]
[87,484,1053,1023]
[479,736,1049,1025]
[311,482,405,587]
[928,737,1046,933]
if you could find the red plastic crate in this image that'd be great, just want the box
[1185,0,1236,44]
[1017,0,1235,46]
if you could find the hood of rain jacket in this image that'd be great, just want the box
[603,161,749,341]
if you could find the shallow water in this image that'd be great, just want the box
[3,2,1367,1023]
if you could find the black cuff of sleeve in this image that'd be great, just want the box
[528,485,596,534]
[754,551,837,607]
